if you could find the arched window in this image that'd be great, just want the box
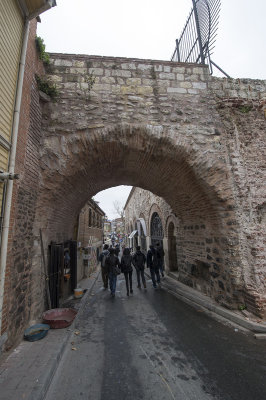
[150,212,163,246]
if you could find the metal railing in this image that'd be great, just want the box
[171,0,230,77]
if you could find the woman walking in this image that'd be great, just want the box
[105,248,120,297]
[121,248,133,296]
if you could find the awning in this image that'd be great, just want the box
[128,230,138,239]
[137,218,147,236]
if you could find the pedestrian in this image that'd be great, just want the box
[156,242,165,277]
[132,246,147,289]
[120,247,134,296]
[114,244,120,257]
[99,244,109,290]
[147,244,160,288]
[105,248,120,297]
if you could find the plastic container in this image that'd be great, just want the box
[74,288,83,299]
[42,308,77,329]
[24,324,50,341]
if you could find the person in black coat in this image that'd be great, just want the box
[105,248,120,297]
[147,244,160,288]
[132,246,146,289]
[120,247,133,296]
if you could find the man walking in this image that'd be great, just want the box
[99,244,109,289]
[132,246,147,289]
[156,242,165,277]
[147,244,160,289]
[105,248,120,297]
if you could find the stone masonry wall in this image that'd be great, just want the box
[31,54,266,319]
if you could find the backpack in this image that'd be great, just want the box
[101,251,109,269]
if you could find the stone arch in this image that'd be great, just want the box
[34,122,245,310]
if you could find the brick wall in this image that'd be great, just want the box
[2,19,45,348]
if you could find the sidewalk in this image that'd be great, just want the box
[0,268,100,400]
[159,271,266,335]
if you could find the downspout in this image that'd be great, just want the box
[0,19,30,333]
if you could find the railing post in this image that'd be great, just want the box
[176,39,181,62]
[192,0,205,64]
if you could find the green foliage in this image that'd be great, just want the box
[85,72,96,92]
[35,36,50,65]
[238,304,247,311]
[35,75,58,100]
[239,105,252,114]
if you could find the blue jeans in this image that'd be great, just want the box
[109,272,117,294]
[150,268,160,287]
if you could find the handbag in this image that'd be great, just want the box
[114,265,121,276]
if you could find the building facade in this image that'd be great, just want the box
[77,199,105,280]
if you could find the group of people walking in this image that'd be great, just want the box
[99,243,165,297]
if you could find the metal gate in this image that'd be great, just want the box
[48,240,77,307]
[48,242,64,308]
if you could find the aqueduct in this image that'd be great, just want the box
[6,53,266,344]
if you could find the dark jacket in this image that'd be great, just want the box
[114,246,120,256]
[147,247,160,270]
[99,249,110,268]
[132,250,146,270]
[105,254,120,274]
[121,254,133,273]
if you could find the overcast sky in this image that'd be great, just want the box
[37,0,266,219]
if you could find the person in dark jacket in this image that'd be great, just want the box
[98,244,109,289]
[147,244,160,288]
[156,243,165,277]
[120,247,133,296]
[114,244,120,257]
[105,248,120,297]
[132,246,146,289]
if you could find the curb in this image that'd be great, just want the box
[39,268,101,400]
[145,271,266,334]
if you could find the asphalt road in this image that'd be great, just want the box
[45,274,266,400]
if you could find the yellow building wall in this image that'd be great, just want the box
[0,0,23,218]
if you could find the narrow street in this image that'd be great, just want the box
[44,274,266,400]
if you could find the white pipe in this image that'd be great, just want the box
[0,20,30,334]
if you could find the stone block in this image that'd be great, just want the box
[164,66,171,72]
[180,81,192,89]
[137,64,152,71]
[126,78,142,86]
[167,87,187,94]
[172,66,185,74]
[159,72,175,80]
[72,60,86,68]
[88,68,104,76]
[54,59,72,67]
[192,82,207,90]
[135,86,153,95]
[112,70,132,78]
[101,77,116,84]
[154,65,163,72]
[64,82,77,89]
[176,73,185,81]
[68,67,87,74]
[188,89,199,94]
[93,83,111,92]
[121,63,136,70]
[121,86,136,95]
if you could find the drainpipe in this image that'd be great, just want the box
[0,20,30,334]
